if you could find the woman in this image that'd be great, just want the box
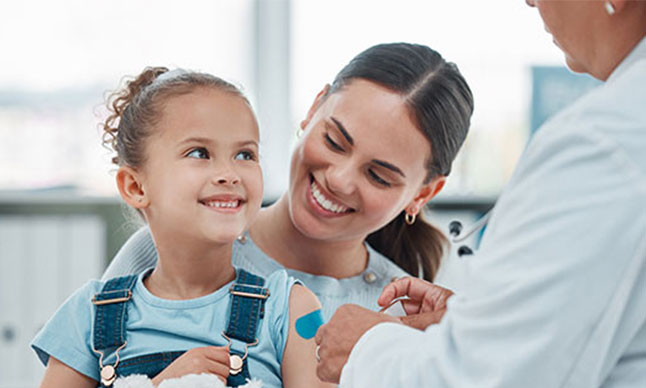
[317,1,646,387]
[103,42,474,320]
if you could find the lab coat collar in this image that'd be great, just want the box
[607,36,646,84]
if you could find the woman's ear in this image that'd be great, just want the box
[116,166,149,209]
[609,0,627,13]
[406,176,446,215]
[300,84,331,130]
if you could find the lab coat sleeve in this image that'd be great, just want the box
[340,116,646,387]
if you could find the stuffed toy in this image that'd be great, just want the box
[114,373,263,388]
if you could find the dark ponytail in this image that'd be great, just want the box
[330,43,474,281]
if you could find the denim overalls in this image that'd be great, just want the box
[90,269,270,387]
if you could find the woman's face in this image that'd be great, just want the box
[286,79,444,242]
[526,0,603,75]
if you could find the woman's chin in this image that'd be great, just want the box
[564,55,588,75]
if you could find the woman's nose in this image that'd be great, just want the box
[326,163,355,195]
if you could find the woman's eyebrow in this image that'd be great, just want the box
[330,117,354,146]
[372,159,406,178]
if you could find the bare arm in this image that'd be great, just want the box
[281,285,335,388]
[39,356,97,388]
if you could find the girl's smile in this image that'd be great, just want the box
[199,193,246,214]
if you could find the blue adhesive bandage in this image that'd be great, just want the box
[295,309,325,339]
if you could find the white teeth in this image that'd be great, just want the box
[204,200,239,208]
[310,180,350,214]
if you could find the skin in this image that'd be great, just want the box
[250,80,445,278]
[39,87,329,387]
[314,0,646,384]
[526,0,646,81]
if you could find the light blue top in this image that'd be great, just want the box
[341,37,646,388]
[103,228,409,320]
[31,269,297,388]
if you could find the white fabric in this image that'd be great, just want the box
[340,38,646,388]
[114,373,262,388]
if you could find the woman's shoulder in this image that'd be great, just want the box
[365,242,410,280]
[233,233,285,277]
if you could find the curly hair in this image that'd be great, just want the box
[102,67,248,167]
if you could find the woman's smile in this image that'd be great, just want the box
[307,174,355,217]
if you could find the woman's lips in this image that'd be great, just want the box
[306,174,354,217]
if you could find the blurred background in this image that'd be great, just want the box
[0,1,601,386]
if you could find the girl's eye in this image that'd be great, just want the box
[368,169,391,187]
[325,133,344,152]
[186,147,209,159]
[235,150,256,161]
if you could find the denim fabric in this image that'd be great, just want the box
[226,270,268,343]
[93,351,185,387]
[224,269,269,387]
[93,275,138,350]
[92,269,268,388]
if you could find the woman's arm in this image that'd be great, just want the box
[281,285,336,388]
[39,356,97,388]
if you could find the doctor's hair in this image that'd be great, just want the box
[102,66,249,167]
[327,42,474,281]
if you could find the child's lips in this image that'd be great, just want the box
[199,194,246,210]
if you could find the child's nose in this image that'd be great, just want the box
[213,165,241,185]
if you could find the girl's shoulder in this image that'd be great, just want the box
[261,269,301,305]
[30,278,111,381]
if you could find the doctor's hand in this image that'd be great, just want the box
[314,304,400,384]
[378,277,454,330]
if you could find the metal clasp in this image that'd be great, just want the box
[229,285,269,300]
[221,332,258,375]
[91,341,127,386]
[92,291,132,306]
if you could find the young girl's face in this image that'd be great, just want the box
[138,87,262,245]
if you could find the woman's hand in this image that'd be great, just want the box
[151,346,230,385]
[378,277,454,330]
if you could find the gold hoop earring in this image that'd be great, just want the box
[405,212,416,225]
[604,1,615,15]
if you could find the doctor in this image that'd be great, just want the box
[315,1,646,387]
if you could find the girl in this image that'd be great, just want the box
[31,68,331,388]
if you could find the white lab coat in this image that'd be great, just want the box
[340,38,646,388]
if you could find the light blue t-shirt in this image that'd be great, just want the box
[31,268,297,388]
[103,228,410,320]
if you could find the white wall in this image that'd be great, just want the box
[0,216,104,388]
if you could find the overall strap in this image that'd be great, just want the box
[92,274,138,351]
[225,269,270,387]
[225,269,270,343]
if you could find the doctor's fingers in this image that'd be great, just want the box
[315,323,327,345]
[378,277,454,310]
[400,309,447,330]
